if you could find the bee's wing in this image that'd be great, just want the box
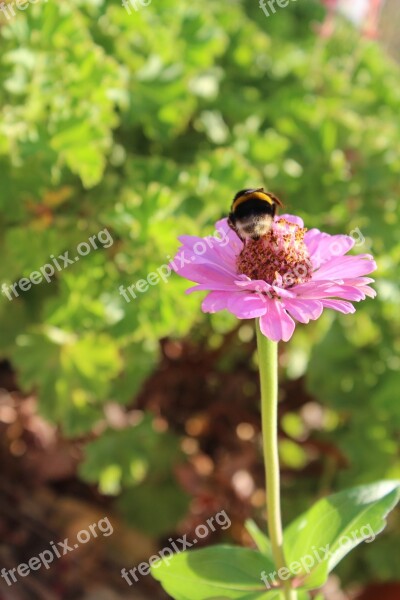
[267,192,284,208]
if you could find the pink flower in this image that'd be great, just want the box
[171,214,376,342]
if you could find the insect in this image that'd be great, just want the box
[228,187,283,241]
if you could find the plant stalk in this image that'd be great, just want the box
[256,320,297,600]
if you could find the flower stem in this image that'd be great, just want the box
[256,321,297,600]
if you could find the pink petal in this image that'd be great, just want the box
[283,299,323,324]
[312,254,377,280]
[343,277,375,286]
[234,277,274,295]
[174,240,237,272]
[294,281,344,299]
[294,280,366,302]
[201,291,231,313]
[234,277,295,299]
[174,260,237,287]
[175,218,243,271]
[179,218,242,254]
[214,218,243,256]
[305,230,354,268]
[259,299,296,342]
[340,278,377,299]
[202,289,269,318]
[321,299,356,314]
[227,293,267,319]
[321,284,366,301]
[277,214,304,228]
[187,282,239,294]
[215,217,241,243]
[356,285,376,299]
[271,285,297,299]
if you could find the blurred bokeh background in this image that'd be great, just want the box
[0,0,399,598]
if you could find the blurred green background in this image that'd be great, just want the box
[0,0,399,598]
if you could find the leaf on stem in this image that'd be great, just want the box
[245,520,273,559]
[151,544,279,599]
[283,480,400,589]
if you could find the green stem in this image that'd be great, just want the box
[256,320,297,600]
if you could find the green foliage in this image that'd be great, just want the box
[118,479,190,537]
[79,414,189,534]
[13,329,122,435]
[153,482,400,599]
[284,480,400,589]
[0,0,399,584]
[245,520,273,558]
[151,545,279,600]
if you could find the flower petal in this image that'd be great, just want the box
[175,238,237,271]
[259,299,296,342]
[294,281,366,301]
[320,299,356,314]
[174,258,237,287]
[312,254,377,280]
[294,281,344,299]
[340,277,377,298]
[214,218,243,258]
[201,291,231,313]
[355,285,376,299]
[234,277,274,295]
[186,282,239,293]
[277,213,304,228]
[283,299,323,324]
[343,277,375,286]
[227,293,267,319]
[305,230,354,268]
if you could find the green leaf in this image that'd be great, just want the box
[151,545,278,599]
[79,414,183,491]
[118,478,189,537]
[284,480,400,589]
[245,520,273,559]
[12,330,122,435]
[79,414,189,535]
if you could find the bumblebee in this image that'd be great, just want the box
[228,187,283,241]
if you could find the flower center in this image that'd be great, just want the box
[236,218,313,288]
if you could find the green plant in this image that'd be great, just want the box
[0,0,399,585]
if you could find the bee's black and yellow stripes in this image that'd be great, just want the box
[232,189,275,212]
